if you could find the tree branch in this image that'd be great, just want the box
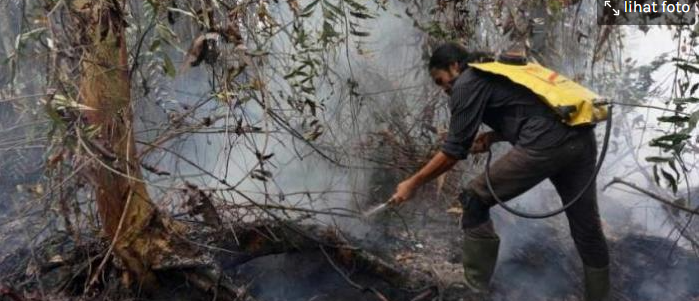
[604,177,699,215]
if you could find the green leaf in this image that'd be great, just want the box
[284,67,310,79]
[645,156,674,163]
[162,54,176,78]
[304,130,323,141]
[688,110,699,130]
[350,30,370,37]
[144,0,160,20]
[83,124,102,139]
[660,168,678,193]
[344,0,369,11]
[690,83,699,95]
[300,9,315,18]
[323,0,344,17]
[52,94,95,111]
[321,5,336,20]
[300,86,315,94]
[668,159,681,180]
[302,0,321,15]
[250,169,272,181]
[653,133,691,143]
[657,115,690,123]
[305,99,317,115]
[673,97,699,104]
[45,104,65,130]
[321,21,339,41]
[156,24,178,43]
[649,140,675,149]
[167,7,198,20]
[349,11,374,19]
[303,124,324,141]
[149,39,162,52]
[652,165,660,185]
[677,63,699,74]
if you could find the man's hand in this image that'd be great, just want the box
[388,151,458,206]
[390,178,418,205]
[470,131,500,153]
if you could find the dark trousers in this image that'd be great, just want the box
[465,129,610,268]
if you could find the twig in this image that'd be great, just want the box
[607,101,691,116]
[604,177,699,215]
[140,162,171,176]
[409,289,434,301]
[0,93,48,104]
[319,245,390,301]
[86,191,135,289]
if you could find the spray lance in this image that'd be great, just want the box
[362,198,396,219]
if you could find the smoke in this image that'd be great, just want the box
[131,0,434,233]
[138,1,697,299]
[600,27,699,245]
[1,0,697,299]
[0,0,52,259]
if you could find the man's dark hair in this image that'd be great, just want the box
[428,42,493,71]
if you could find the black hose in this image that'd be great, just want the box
[484,104,614,219]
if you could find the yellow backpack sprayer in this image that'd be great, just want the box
[469,56,614,219]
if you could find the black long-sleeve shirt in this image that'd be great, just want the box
[442,67,578,160]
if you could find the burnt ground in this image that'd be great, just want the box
[348,186,699,301]
[1,187,698,301]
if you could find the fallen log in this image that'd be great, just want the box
[205,221,434,291]
[0,219,436,301]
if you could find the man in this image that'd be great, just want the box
[390,42,610,301]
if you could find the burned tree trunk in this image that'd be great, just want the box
[71,0,197,289]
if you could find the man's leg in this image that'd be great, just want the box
[463,144,570,229]
[460,146,564,292]
[550,132,610,301]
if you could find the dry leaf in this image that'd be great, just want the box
[446,207,462,214]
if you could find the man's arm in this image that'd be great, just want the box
[409,151,458,187]
[391,130,503,203]
[391,151,458,203]
[391,82,490,204]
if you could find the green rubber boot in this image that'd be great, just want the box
[584,265,610,301]
[461,233,500,293]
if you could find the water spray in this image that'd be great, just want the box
[361,199,394,219]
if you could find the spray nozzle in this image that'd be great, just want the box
[361,199,394,219]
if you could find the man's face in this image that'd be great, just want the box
[430,62,460,95]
